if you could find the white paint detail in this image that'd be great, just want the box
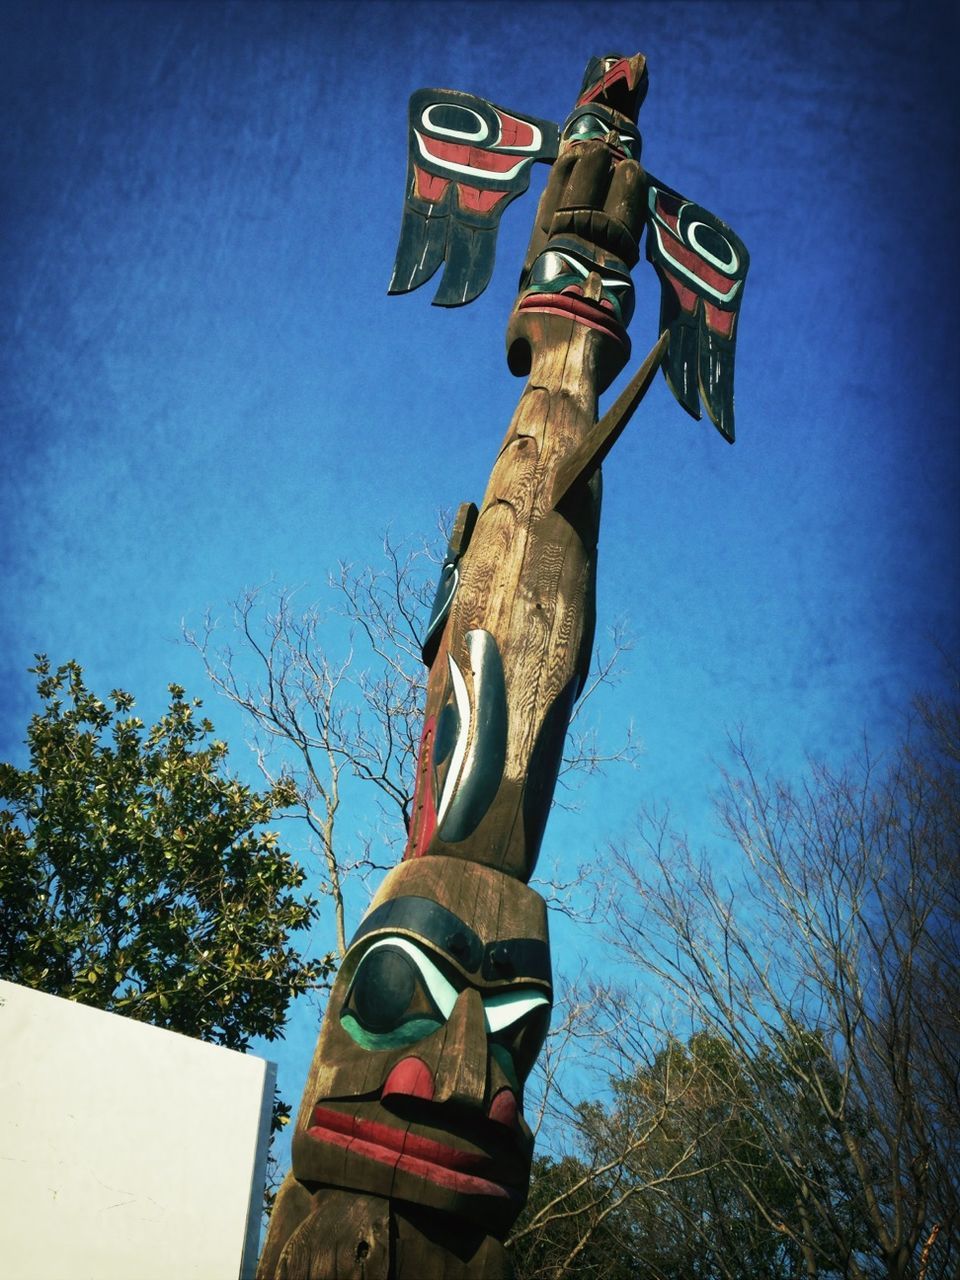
[687,220,739,272]
[422,103,490,143]
[648,185,742,303]
[550,250,631,294]
[650,221,742,304]
[436,651,471,826]
[355,940,550,1034]
[483,989,550,1034]
[414,131,531,182]
[556,250,589,278]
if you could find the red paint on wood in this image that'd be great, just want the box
[659,236,736,296]
[404,716,438,860]
[666,273,699,314]
[382,1057,435,1103]
[487,1088,521,1134]
[306,1106,520,1199]
[516,292,630,347]
[704,300,736,337]
[457,184,508,214]
[577,59,631,106]
[414,165,450,203]
[419,137,527,176]
[495,109,535,149]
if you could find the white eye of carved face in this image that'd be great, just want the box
[686,220,739,273]
[552,249,591,280]
[553,249,632,293]
[359,936,549,1034]
[483,988,550,1034]
[421,102,490,144]
[564,112,607,140]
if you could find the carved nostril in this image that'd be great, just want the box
[381,1056,435,1102]
[488,1087,521,1133]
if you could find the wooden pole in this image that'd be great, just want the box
[258,51,746,1280]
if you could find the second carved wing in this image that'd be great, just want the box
[644,179,749,442]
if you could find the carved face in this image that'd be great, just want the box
[291,857,552,1234]
[561,104,642,162]
[515,234,635,345]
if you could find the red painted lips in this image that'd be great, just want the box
[516,291,630,346]
[306,1104,524,1201]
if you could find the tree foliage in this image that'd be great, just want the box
[0,657,329,1051]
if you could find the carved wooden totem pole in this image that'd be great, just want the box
[259,53,748,1280]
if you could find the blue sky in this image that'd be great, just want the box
[3,0,958,1159]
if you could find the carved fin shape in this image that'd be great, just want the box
[547,331,669,510]
[421,501,479,667]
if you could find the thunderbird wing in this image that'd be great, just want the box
[389,88,559,307]
[645,179,749,442]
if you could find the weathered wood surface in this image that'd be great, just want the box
[404,59,655,885]
[405,326,607,883]
[256,49,741,1280]
[260,1184,513,1279]
[257,857,547,1277]
[284,858,549,1223]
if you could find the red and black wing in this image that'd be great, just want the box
[644,179,749,442]
[389,89,559,307]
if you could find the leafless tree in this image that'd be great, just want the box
[185,522,642,958]
[597,686,960,1280]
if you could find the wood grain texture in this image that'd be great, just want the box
[259,51,659,1280]
[265,1190,391,1280]
[394,1205,514,1279]
[259,1189,513,1280]
[404,320,610,882]
[285,859,549,1241]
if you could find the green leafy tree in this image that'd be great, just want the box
[0,657,329,1051]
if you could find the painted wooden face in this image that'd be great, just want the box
[515,234,635,344]
[561,104,642,162]
[291,857,552,1233]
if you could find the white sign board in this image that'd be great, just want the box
[0,980,274,1280]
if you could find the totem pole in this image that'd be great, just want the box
[258,53,747,1280]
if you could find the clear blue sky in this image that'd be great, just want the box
[3,0,958,1153]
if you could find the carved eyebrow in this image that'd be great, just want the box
[350,896,483,970]
[348,895,552,986]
